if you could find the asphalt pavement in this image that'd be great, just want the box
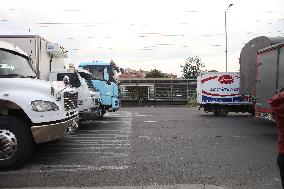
[0,106,281,189]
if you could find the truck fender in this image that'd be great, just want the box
[0,99,31,125]
[0,90,59,123]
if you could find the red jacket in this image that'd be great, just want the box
[269,92,284,155]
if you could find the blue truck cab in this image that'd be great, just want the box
[79,60,121,116]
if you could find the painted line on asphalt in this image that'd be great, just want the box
[144,120,157,123]
[39,151,128,156]
[75,143,130,146]
[87,120,131,123]
[11,184,232,189]
[41,146,128,150]
[74,130,131,134]
[69,133,127,138]
[68,136,129,139]
[51,139,130,143]
[0,165,129,175]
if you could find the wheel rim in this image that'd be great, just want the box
[0,129,18,160]
[219,109,228,116]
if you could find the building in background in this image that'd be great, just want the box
[119,68,177,79]
[118,68,194,105]
[119,78,196,105]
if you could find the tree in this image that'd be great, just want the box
[180,56,205,80]
[145,69,166,78]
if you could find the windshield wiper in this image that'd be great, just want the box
[26,75,36,78]
[0,74,26,78]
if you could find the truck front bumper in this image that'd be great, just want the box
[31,115,79,144]
[79,108,102,121]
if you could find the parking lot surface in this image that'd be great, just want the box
[0,106,281,189]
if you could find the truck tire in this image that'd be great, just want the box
[0,116,34,170]
[213,107,229,116]
[99,109,106,119]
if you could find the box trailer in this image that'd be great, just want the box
[255,42,284,120]
[197,72,252,116]
[239,36,284,96]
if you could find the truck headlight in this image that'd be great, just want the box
[31,100,59,112]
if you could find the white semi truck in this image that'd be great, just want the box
[49,68,102,121]
[0,41,79,169]
[0,35,101,121]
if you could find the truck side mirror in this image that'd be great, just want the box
[63,75,70,86]
[104,67,109,81]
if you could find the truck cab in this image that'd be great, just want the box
[0,41,79,169]
[49,68,101,121]
[77,68,101,107]
[79,60,121,116]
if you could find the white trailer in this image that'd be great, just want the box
[197,72,252,116]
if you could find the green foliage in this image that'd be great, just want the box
[188,97,198,107]
[145,69,166,78]
[180,56,205,80]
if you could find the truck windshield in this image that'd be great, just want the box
[78,71,97,91]
[81,65,118,84]
[85,66,105,80]
[0,50,36,78]
[57,73,81,88]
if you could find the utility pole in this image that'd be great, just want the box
[225,3,233,72]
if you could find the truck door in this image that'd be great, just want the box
[277,46,284,91]
[256,50,278,110]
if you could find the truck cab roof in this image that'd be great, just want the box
[79,61,110,67]
[50,69,77,74]
[77,68,91,74]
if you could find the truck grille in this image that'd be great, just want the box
[64,91,78,111]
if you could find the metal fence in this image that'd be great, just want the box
[119,78,196,103]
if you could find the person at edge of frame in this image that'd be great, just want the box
[269,90,284,189]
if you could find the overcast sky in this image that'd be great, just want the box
[0,0,283,76]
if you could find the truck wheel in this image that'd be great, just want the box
[213,107,229,116]
[0,116,34,170]
[99,109,106,119]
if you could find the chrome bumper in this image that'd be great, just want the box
[31,115,79,144]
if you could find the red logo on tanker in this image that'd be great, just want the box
[218,75,234,84]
